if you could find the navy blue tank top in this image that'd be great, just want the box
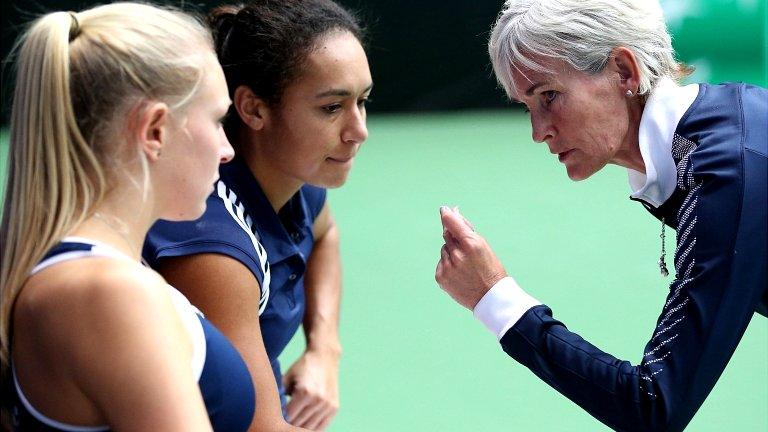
[10,238,255,431]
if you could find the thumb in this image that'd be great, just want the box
[440,206,473,239]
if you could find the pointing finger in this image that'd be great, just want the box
[440,206,474,240]
[454,207,475,232]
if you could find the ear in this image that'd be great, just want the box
[135,101,170,162]
[233,85,270,131]
[609,47,641,95]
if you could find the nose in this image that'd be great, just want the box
[220,132,235,163]
[530,112,554,144]
[341,105,368,145]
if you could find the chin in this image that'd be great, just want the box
[566,171,589,182]
[565,159,605,182]
[316,178,348,189]
[311,172,351,189]
[163,204,207,222]
[565,165,595,182]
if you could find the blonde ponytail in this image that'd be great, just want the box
[0,10,88,395]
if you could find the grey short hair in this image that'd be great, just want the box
[488,0,691,98]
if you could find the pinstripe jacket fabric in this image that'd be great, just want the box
[497,82,767,431]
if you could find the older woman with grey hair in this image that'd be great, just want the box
[435,0,767,430]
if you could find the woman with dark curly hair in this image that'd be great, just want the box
[144,1,372,430]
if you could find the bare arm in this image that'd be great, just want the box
[283,203,342,431]
[156,254,306,432]
[306,204,342,355]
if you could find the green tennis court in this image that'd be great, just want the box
[1,109,766,430]
[274,110,768,431]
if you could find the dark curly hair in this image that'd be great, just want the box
[208,0,365,133]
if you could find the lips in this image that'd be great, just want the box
[327,155,354,163]
[557,149,575,163]
[548,145,569,156]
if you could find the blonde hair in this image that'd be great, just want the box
[0,2,212,400]
[489,0,692,98]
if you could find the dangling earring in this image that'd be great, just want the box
[625,89,634,97]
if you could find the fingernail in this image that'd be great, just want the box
[440,206,449,215]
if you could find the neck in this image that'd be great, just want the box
[70,191,156,260]
[237,135,304,213]
[612,97,646,173]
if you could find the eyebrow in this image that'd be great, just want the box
[509,81,548,104]
[315,83,374,99]
[525,81,547,97]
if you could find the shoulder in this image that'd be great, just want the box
[680,83,765,143]
[15,258,185,368]
[82,260,171,310]
[739,84,768,156]
[17,261,189,383]
[676,84,758,178]
[157,253,264,319]
[14,258,221,429]
[20,258,175,328]
[158,252,262,297]
[144,190,267,284]
[145,191,238,254]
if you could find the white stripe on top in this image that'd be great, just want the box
[216,180,271,315]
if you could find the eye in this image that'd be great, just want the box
[542,91,558,105]
[321,103,343,114]
[357,97,370,108]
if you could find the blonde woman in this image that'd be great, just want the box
[0,3,254,430]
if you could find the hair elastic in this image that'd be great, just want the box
[68,12,81,42]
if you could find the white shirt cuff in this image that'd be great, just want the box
[472,276,541,340]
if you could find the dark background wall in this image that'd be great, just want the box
[0,0,508,123]
[2,0,766,124]
[352,0,510,111]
